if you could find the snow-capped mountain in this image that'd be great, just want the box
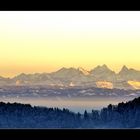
[50,67,95,87]
[90,64,117,82]
[118,65,129,75]
[118,65,140,81]
[78,67,90,75]
[51,67,83,78]
[1,65,140,89]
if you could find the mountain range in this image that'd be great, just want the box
[1,65,140,89]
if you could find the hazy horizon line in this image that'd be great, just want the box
[0,64,139,79]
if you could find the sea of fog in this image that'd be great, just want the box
[0,97,135,113]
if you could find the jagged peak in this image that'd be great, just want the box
[92,64,112,72]
[77,67,87,71]
[102,64,108,68]
[77,67,90,75]
[119,65,129,74]
[122,65,129,70]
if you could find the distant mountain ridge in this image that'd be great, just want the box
[1,65,140,89]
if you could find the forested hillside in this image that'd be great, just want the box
[1,96,140,128]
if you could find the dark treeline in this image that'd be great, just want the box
[1,97,140,128]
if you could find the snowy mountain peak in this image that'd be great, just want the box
[122,65,129,71]
[102,64,108,68]
[119,65,129,74]
[91,64,113,73]
[78,67,90,75]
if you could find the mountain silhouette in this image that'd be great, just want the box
[90,64,116,81]
[118,65,140,81]
[1,65,140,89]
[1,96,140,128]
[118,65,129,75]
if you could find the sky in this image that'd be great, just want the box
[0,11,140,78]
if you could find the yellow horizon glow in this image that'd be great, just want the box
[0,11,140,78]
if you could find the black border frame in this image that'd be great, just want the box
[0,5,140,139]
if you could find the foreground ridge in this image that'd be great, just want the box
[1,96,140,128]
